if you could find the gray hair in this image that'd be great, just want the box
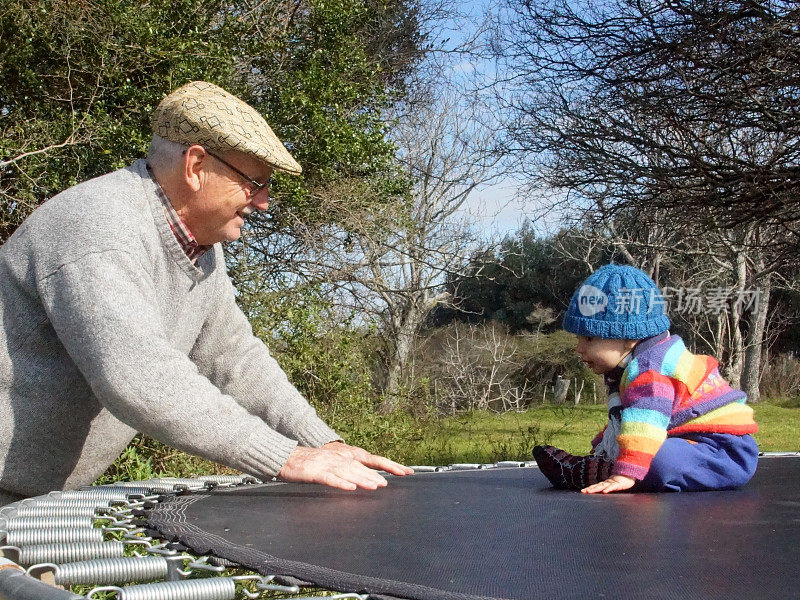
[146,135,189,171]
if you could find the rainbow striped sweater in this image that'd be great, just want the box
[610,333,758,480]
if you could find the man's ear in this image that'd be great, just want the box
[183,145,207,193]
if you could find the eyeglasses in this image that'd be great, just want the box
[205,150,273,196]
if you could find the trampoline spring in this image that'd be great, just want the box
[197,475,260,485]
[100,483,178,494]
[51,489,147,502]
[87,577,237,600]
[496,461,528,468]
[104,508,135,522]
[181,557,226,575]
[30,556,171,586]
[144,478,210,490]
[0,515,97,532]
[7,540,126,566]
[6,526,105,546]
[19,497,123,509]
[134,541,180,557]
[4,505,106,518]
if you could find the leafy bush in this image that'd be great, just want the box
[243,285,375,422]
[513,329,603,405]
[406,324,603,415]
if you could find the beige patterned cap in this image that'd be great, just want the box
[151,81,301,174]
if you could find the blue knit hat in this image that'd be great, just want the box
[563,264,670,340]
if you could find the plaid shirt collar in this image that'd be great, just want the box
[146,163,211,263]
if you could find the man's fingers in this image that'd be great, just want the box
[321,460,386,491]
[329,443,414,476]
[357,453,413,476]
[343,460,388,489]
[320,471,358,491]
[278,445,391,491]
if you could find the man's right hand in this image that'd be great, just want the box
[278,445,404,491]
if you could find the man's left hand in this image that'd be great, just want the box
[581,474,635,494]
[321,441,415,477]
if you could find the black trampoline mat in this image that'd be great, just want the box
[144,457,800,600]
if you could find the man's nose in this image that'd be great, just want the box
[249,191,270,211]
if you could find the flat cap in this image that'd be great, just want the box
[151,81,301,174]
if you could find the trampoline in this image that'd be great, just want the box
[0,456,798,600]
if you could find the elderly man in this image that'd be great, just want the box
[0,81,411,507]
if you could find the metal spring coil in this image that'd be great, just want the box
[98,483,177,494]
[17,540,125,566]
[496,461,529,468]
[143,478,208,489]
[20,498,115,509]
[55,556,169,586]
[9,505,102,518]
[52,489,150,501]
[0,516,97,531]
[103,577,237,600]
[410,466,447,472]
[6,527,104,546]
[197,475,256,485]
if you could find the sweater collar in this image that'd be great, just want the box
[145,163,211,263]
[133,160,216,281]
[632,330,671,358]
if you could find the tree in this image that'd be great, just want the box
[0,0,234,240]
[0,0,428,244]
[493,0,800,399]
[437,224,600,331]
[494,0,800,262]
[247,84,504,413]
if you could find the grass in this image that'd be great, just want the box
[386,399,799,466]
[397,405,608,465]
[97,398,799,484]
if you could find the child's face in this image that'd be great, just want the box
[574,336,637,374]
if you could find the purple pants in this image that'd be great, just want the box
[637,433,759,492]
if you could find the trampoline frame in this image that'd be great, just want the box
[0,453,797,600]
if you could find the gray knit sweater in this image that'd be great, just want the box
[0,160,339,497]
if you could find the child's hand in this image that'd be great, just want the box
[581,474,635,494]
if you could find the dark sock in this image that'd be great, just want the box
[532,445,614,490]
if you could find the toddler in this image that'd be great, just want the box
[533,264,759,493]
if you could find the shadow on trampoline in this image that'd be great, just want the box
[143,456,800,600]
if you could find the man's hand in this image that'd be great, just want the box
[581,474,636,494]
[278,442,414,491]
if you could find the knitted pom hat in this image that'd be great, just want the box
[562,264,670,340]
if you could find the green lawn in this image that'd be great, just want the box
[392,401,799,466]
[100,399,799,482]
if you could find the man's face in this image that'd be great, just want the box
[184,150,273,246]
[574,335,637,374]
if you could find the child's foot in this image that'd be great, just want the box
[532,445,614,490]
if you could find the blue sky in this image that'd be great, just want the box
[436,1,542,240]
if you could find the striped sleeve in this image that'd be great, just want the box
[613,370,674,480]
